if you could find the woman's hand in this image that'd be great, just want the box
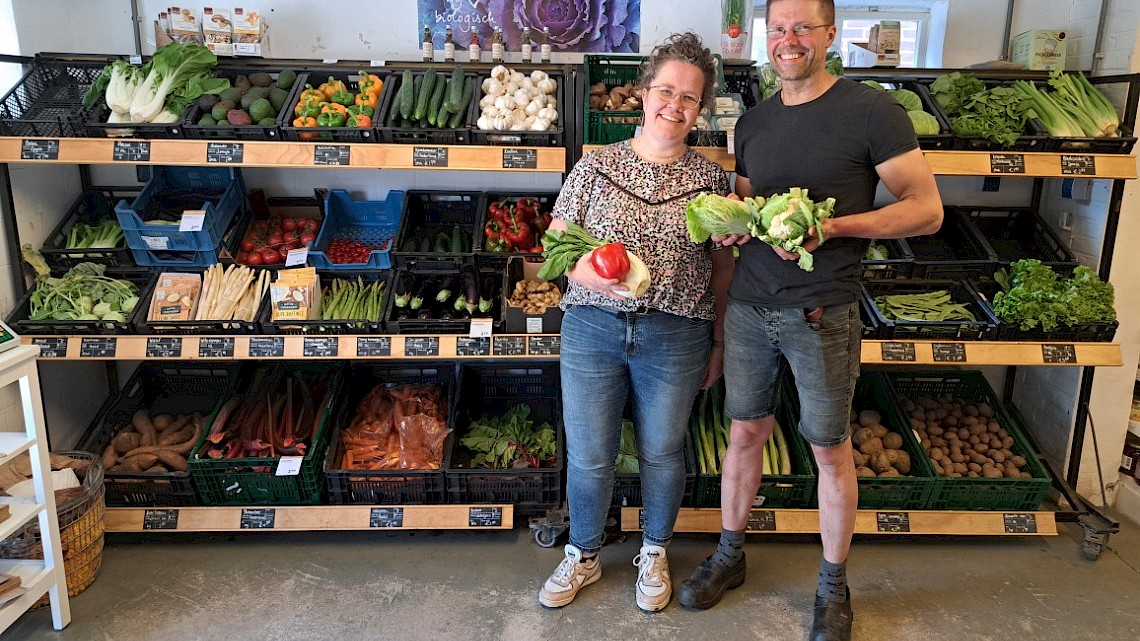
[568,250,629,299]
[700,344,724,389]
[711,193,752,247]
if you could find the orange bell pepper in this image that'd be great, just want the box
[298,84,324,104]
[358,70,383,97]
[346,112,372,128]
[320,102,347,116]
[292,116,317,127]
[354,92,379,109]
[318,76,347,102]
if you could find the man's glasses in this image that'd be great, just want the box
[647,85,702,110]
[765,24,831,39]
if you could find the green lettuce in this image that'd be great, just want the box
[908,110,941,135]
[889,88,922,112]
[684,193,757,243]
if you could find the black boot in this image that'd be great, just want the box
[677,553,746,610]
[810,590,853,641]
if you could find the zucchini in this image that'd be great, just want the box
[445,80,473,129]
[414,68,437,121]
[398,69,414,120]
[426,75,448,125]
[450,225,463,253]
[443,66,464,112]
[433,230,451,253]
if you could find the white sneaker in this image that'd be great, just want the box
[538,544,601,608]
[633,544,671,612]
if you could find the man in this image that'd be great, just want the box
[677,1,942,640]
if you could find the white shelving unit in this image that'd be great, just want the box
[0,345,70,632]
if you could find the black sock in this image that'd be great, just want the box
[710,528,745,566]
[816,557,847,602]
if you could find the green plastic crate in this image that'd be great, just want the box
[692,380,816,509]
[189,363,343,506]
[881,370,1051,511]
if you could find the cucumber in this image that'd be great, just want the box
[414,68,437,121]
[446,80,473,129]
[426,75,448,126]
[443,66,464,112]
[435,78,454,123]
[398,69,414,120]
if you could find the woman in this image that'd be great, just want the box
[539,32,732,613]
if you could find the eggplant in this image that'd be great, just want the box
[460,266,478,314]
[409,274,431,311]
[478,274,496,314]
[393,270,413,308]
[436,275,457,303]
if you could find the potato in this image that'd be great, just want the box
[851,427,875,447]
[920,438,931,450]
[911,418,926,430]
[930,447,944,461]
[859,437,884,455]
[870,425,888,438]
[855,466,877,477]
[852,451,868,467]
[1010,455,1027,468]
[969,435,981,446]
[870,451,893,474]
[988,449,1006,463]
[977,403,994,417]
[927,425,944,437]
[958,428,971,440]
[893,451,911,474]
[950,451,966,464]
[878,468,901,478]
[973,441,990,454]
[1002,436,1015,449]
[967,471,980,478]
[858,409,881,427]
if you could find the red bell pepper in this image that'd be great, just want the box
[590,242,631,280]
[504,214,534,251]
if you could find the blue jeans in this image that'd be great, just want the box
[723,300,861,447]
[560,304,711,553]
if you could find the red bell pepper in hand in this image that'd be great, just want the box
[590,242,631,280]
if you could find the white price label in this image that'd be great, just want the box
[727,132,736,155]
[322,58,339,64]
[142,235,169,250]
[369,59,385,68]
[179,209,206,232]
[526,317,544,334]
[129,55,143,65]
[285,247,309,267]
[275,456,304,476]
[469,318,493,338]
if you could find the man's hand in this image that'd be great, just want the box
[710,192,752,246]
[568,250,629,299]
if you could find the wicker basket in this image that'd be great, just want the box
[0,452,106,605]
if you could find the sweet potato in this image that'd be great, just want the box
[112,431,141,454]
[122,425,200,458]
[133,410,158,446]
[158,425,194,447]
[152,414,173,430]
[153,450,189,472]
[101,444,118,470]
[117,453,158,472]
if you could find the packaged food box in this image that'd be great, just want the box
[149,272,202,321]
[202,7,233,56]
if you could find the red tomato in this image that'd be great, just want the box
[261,249,281,264]
[246,252,263,265]
[240,239,256,252]
[267,233,283,246]
[282,219,298,232]
[279,247,290,261]
[300,233,316,246]
[727,23,742,38]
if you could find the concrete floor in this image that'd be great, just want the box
[3,514,1139,641]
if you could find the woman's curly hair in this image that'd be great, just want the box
[637,32,719,112]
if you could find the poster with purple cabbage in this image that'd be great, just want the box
[417,0,640,53]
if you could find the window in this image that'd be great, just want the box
[751,3,936,68]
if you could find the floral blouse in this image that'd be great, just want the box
[552,140,729,320]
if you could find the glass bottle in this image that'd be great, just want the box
[520,26,532,63]
[443,26,455,63]
[491,27,504,63]
[540,27,552,63]
[468,30,481,63]
[422,25,434,62]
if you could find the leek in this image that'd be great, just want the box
[1047,70,1120,137]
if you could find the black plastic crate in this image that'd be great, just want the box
[447,363,562,515]
[77,362,241,506]
[376,69,476,144]
[260,270,390,334]
[40,188,139,273]
[612,432,697,508]
[722,64,759,110]
[324,363,457,505]
[85,103,185,139]
[6,269,154,335]
[392,191,481,270]
[280,70,378,143]
[859,79,954,150]
[861,278,999,340]
[1044,122,1136,154]
[384,267,504,334]
[474,192,558,261]
[908,208,998,279]
[915,82,1051,152]
[861,238,915,281]
[0,58,107,138]
[469,69,565,147]
[881,370,1052,511]
[969,278,1118,342]
[958,207,1078,274]
[134,272,265,336]
[182,68,305,141]
[190,363,343,506]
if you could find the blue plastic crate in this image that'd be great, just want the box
[130,244,222,269]
[308,189,405,270]
[115,166,244,252]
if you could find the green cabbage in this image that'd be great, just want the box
[684,193,757,243]
[908,110,941,135]
[862,80,885,92]
[889,88,922,112]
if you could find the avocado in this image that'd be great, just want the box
[276,69,297,90]
[240,87,271,109]
[249,72,273,88]
[257,117,277,127]
[197,114,217,126]
[211,99,236,121]
[197,94,220,111]
[219,87,243,103]
[268,87,289,111]
[226,109,253,126]
[249,98,275,122]
[234,74,252,91]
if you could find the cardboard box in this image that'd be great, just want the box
[203,7,233,56]
[1011,29,1067,70]
[847,42,900,68]
[168,6,202,45]
[869,20,901,54]
[503,257,563,334]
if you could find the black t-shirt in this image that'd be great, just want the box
[731,78,918,308]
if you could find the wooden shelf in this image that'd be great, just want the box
[104,504,514,532]
[624,507,1058,536]
[21,335,1121,366]
[583,144,1136,178]
[0,137,566,172]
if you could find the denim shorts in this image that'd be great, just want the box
[722,300,861,447]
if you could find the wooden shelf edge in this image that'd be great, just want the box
[861,339,1122,366]
[625,507,1058,536]
[104,504,514,532]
